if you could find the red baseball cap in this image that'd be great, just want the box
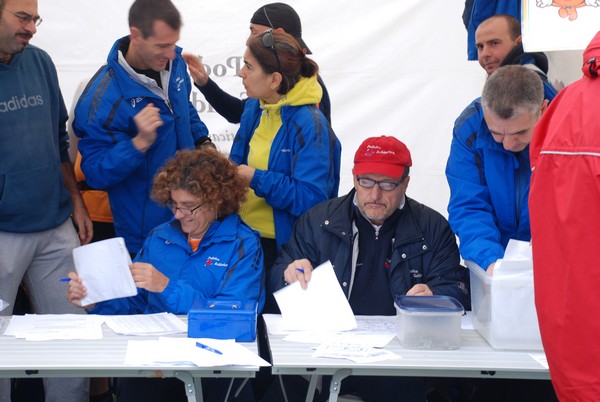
[353,136,412,178]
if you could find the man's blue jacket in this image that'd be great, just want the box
[74,36,209,254]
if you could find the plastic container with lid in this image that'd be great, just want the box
[395,295,464,350]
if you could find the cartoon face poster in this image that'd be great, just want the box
[523,0,600,51]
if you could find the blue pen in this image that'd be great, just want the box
[58,277,71,282]
[296,268,304,273]
[195,341,223,355]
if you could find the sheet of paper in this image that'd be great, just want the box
[4,314,104,341]
[312,343,400,364]
[461,312,474,330]
[72,237,137,305]
[495,239,533,277]
[284,332,395,348]
[124,337,270,367]
[104,313,187,335]
[273,261,357,331]
[529,353,549,369]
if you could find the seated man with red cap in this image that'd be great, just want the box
[267,135,470,402]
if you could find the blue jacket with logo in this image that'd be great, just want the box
[446,52,557,270]
[74,36,209,254]
[90,214,265,315]
[230,98,341,248]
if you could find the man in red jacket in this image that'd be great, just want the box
[529,30,600,401]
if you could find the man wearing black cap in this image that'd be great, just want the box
[183,2,331,124]
[267,135,470,401]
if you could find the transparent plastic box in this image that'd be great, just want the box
[467,261,543,350]
[395,295,464,350]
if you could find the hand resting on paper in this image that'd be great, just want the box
[66,262,169,308]
[283,259,314,289]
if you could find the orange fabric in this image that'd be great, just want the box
[75,152,113,223]
[188,238,201,253]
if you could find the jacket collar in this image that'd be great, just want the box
[155,214,241,250]
[323,189,424,246]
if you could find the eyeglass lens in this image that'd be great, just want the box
[357,178,400,191]
[7,10,43,27]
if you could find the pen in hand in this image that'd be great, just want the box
[58,277,71,282]
[195,341,223,355]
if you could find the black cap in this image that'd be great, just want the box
[250,3,312,54]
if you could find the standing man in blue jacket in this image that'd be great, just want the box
[268,135,469,402]
[73,0,211,256]
[0,0,92,400]
[446,14,557,274]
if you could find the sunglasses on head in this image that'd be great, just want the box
[261,8,283,73]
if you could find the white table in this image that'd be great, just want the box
[0,316,259,402]
[264,315,550,402]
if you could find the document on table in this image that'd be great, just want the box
[104,313,187,335]
[4,314,104,341]
[264,314,395,347]
[312,342,400,363]
[124,337,271,367]
[273,260,357,331]
[72,237,137,306]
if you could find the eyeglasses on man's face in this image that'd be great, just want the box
[5,9,43,27]
[356,176,404,192]
[169,201,206,216]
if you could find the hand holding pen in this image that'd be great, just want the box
[283,258,314,289]
[63,272,95,310]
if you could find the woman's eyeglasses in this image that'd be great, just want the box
[169,202,206,216]
[261,8,282,73]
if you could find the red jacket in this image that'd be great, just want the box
[529,30,600,402]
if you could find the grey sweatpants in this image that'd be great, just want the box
[0,219,89,402]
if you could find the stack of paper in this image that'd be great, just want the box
[104,313,187,335]
[4,314,104,341]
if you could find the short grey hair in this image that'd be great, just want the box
[481,65,544,119]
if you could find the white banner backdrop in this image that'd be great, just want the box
[33,0,489,217]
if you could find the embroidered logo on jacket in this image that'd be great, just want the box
[205,256,228,268]
[131,97,144,108]
[176,77,184,92]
